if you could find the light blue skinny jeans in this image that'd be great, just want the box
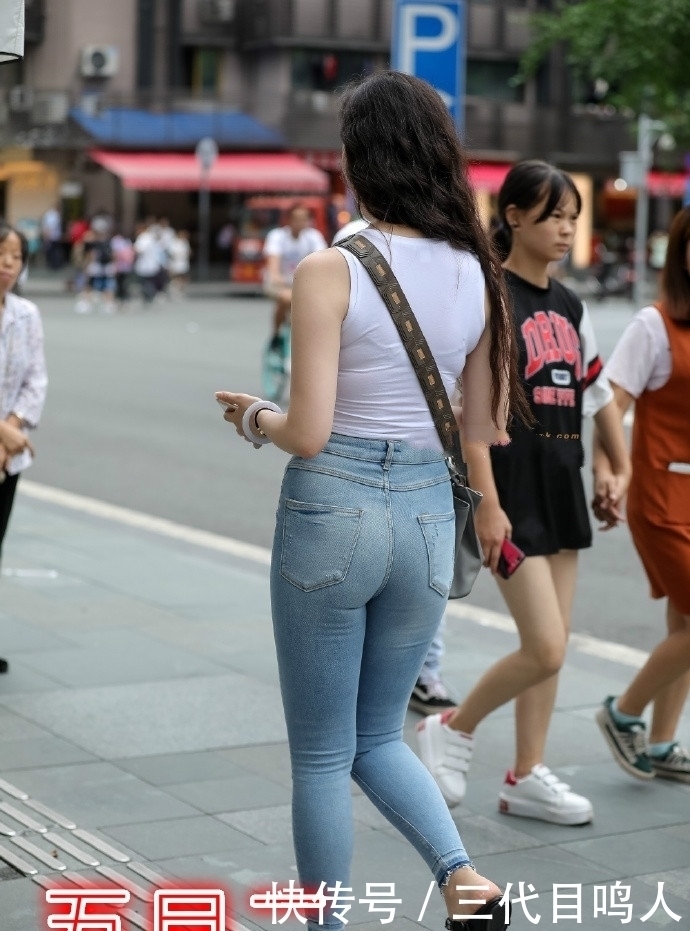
[270,434,471,930]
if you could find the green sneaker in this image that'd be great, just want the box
[595,696,654,781]
[650,743,690,783]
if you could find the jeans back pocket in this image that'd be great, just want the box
[418,512,455,597]
[280,499,363,592]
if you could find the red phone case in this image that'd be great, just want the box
[497,538,525,579]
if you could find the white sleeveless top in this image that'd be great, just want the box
[333,229,486,451]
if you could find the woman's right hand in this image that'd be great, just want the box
[0,421,34,457]
[475,498,512,574]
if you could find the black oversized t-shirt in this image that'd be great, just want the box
[489,271,605,555]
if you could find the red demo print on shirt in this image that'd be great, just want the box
[522,311,582,381]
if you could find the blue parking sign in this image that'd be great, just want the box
[391,0,467,132]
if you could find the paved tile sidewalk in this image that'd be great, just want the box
[0,492,688,930]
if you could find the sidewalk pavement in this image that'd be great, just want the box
[0,486,688,931]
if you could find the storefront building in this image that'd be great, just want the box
[0,0,685,268]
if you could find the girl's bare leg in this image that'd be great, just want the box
[618,601,690,719]
[449,556,567,735]
[512,551,578,775]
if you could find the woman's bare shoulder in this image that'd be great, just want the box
[297,246,349,277]
[292,247,350,320]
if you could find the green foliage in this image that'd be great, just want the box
[520,0,690,141]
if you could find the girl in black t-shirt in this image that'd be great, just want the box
[418,161,630,825]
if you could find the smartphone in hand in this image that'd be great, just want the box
[497,538,525,579]
[216,397,237,412]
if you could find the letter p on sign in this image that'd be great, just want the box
[391,0,466,130]
[399,4,458,72]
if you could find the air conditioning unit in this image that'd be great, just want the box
[198,0,235,25]
[9,84,34,112]
[81,45,119,78]
[32,92,70,125]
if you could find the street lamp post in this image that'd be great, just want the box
[633,114,666,308]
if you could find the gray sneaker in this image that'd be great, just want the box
[650,743,690,783]
[595,696,654,781]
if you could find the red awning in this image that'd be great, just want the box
[605,172,690,198]
[468,163,511,194]
[647,171,689,198]
[89,150,330,193]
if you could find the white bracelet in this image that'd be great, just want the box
[242,400,282,446]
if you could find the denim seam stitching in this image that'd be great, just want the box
[372,475,394,598]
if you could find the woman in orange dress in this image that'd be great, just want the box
[594,206,690,783]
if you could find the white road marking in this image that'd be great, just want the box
[20,479,271,566]
[19,480,647,668]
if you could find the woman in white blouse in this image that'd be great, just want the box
[0,222,48,674]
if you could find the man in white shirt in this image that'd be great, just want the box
[263,204,326,347]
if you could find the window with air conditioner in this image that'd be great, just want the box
[81,45,119,78]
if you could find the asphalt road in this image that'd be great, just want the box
[23,284,664,653]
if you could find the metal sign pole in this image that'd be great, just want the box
[632,115,666,309]
[198,169,210,282]
[194,137,218,282]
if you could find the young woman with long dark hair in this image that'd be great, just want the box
[216,71,525,931]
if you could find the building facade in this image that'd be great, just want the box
[0,0,680,260]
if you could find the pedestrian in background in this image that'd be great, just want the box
[263,204,327,349]
[133,219,163,304]
[111,230,135,304]
[216,71,525,931]
[40,204,63,270]
[0,222,48,674]
[418,160,630,825]
[167,229,191,297]
[594,205,690,784]
[81,224,117,314]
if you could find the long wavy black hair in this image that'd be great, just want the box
[339,70,528,428]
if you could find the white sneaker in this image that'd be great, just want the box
[74,299,91,314]
[498,764,593,825]
[416,711,474,808]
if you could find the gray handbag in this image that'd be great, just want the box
[341,234,484,598]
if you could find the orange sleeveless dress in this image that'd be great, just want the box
[626,303,690,613]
